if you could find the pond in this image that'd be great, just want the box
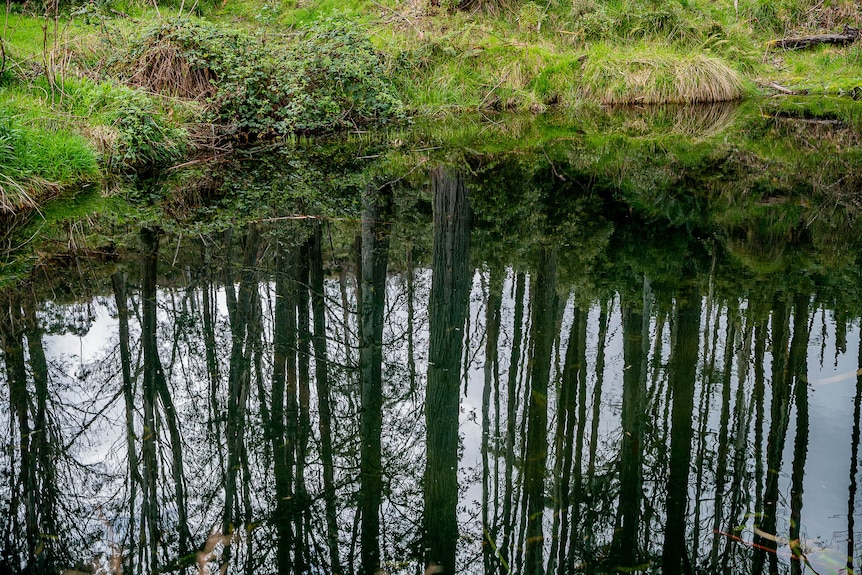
[2,102,862,575]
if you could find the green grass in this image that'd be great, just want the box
[0,0,859,204]
[0,87,99,211]
[771,43,862,94]
[358,0,862,110]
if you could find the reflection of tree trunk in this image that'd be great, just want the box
[140,228,162,573]
[272,244,296,573]
[1,298,36,572]
[692,250,717,565]
[222,225,261,553]
[848,336,862,575]
[23,297,60,573]
[551,303,586,575]
[692,300,720,566]
[253,291,271,445]
[155,342,191,557]
[310,222,342,575]
[407,246,417,395]
[523,248,558,574]
[570,301,590,563]
[710,314,737,568]
[224,229,238,328]
[424,168,471,574]
[112,272,141,574]
[581,299,609,569]
[788,296,810,575]
[359,185,392,575]
[753,298,791,575]
[722,317,754,572]
[244,284,264,574]
[750,308,768,575]
[483,268,502,573]
[611,284,650,568]
[140,228,191,557]
[296,239,312,573]
[202,244,224,477]
[836,308,848,358]
[285,242,300,573]
[502,272,526,571]
[340,245,355,372]
[662,280,700,575]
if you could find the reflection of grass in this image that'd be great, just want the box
[0,191,131,288]
[716,528,860,575]
[390,99,862,284]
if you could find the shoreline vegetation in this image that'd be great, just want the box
[0,0,860,215]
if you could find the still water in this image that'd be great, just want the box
[2,106,862,575]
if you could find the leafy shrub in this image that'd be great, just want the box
[571,10,615,41]
[287,21,405,131]
[571,0,598,19]
[117,20,248,100]
[118,18,405,139]
[111,91,187,170]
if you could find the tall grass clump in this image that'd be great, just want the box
[0,110,98,213]
[581,45,744,104]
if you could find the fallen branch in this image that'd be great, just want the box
[769,25,860,50]
[768,81,799,95]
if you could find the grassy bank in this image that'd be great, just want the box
[0,0,861,210]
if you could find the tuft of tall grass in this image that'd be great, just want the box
[581,46,744,104]
[0,100,99,213]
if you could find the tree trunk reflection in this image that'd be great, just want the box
[424,167,471,574]
[523,247,558,574]
[662,277,700,575]
[359,185,392,575]
[610,279,650,569]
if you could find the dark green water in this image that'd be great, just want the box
[3,104,862,575]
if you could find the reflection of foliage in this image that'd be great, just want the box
[6,99,862,313]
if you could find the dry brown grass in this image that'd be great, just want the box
[0,174,37,214]
[125,42,215,101]
[0,174,63,215]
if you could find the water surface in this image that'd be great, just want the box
[2,105,862,575]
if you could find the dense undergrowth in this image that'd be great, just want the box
[113,18,404,136]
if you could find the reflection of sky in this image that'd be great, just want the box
[456,278,862,567]
[15,270,862,572]
[789,323,860,550]
[43,297,124,467]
